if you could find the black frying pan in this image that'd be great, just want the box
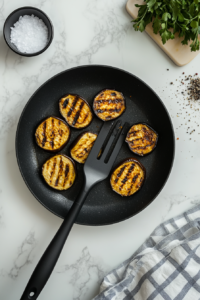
[16,65,175,226]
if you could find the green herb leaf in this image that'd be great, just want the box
[139,20,146,32]
[161,30,171,44]
[133,0,200,52]
[191,20,198,28]
[178,13,184,22]
[171,1,180,20]
[147,0,156,12]
[162,12,171,21]
[153,16,161,33]
[161,23,166,29]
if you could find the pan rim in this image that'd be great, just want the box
[15,64,175,226]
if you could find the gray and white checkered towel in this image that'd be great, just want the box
[94,205,200,300]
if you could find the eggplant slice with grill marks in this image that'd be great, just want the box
[42,154,76,190]
[35,117,70,152]
[59,94,93,129]
[110,158,146,197]
[93,89,126,121]
[70,132,97,164]
[126,123,158,156]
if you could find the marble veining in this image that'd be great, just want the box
[161,193,200,221]
[8,231,36,279]
[57,247,107,300]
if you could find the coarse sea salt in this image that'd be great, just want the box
[10,15,48,54]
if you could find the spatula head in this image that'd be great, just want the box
[84,120,129,185]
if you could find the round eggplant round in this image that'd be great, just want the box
[70,131,97,164]
[93,89,126,121]
[125,123,158,156]
[35,116,70,152]
[59,94,93,129]
[42,154,76,190]
[110,158,146,197]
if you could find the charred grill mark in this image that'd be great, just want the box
[132,143,154,151]
[55,178,59,186]
[62,98,69,109]
[67,96,79,117]
[114,165,126,183]
[82,112,89,124]
[50,158,57,179]
[95,98,123,104]
[73,139,95,159]
[128,174,139,195]
[42,121,47,147]
[63,164,69,187]
[46,161,50,170]
[50,118,55,140]
[65,165,69,177]
[76,146,90,158]
[97,108,122,114]
[58,134,62,147]
[144,135,153,142]
[129,137,154,146]
[143,130,154,142]
[55,157,63,186]
[119,163,135,189]
[50,141,54,149]
[111,92,116,96]
[59,129,63,137]
[72,101,84,126]
[129,138,144,143]
[127,130,141,137]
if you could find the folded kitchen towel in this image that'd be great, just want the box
[94,205,200,300]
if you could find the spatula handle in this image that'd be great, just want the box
[20,179,89,300]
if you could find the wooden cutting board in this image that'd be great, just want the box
[126,0,199,66]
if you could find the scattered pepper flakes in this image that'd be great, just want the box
[169,72,200,141]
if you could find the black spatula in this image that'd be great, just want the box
[20,119,128,300]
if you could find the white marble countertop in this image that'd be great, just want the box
[0,0,200,299]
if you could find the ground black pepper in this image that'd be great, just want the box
[169,72,200,140]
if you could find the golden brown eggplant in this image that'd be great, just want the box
[110,158,145,196]
[35,117,70,152]
[70,132,97,164]
[93,89,126,121]
[125,123,158,156]
[59,94,93,129]
[42,154,76,190]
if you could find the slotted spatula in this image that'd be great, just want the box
[20,119,128,300]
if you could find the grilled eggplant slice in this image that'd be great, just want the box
[93,89,126,121]
[70,132,97,164]
[110,158,145,197]
[42,154,76,190]
[125,123,158,156]
[59,94,93,129]
[35,117,70,152]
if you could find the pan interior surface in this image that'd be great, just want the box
[16,65,175,225]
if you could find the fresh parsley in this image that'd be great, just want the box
[132,0,200,51]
